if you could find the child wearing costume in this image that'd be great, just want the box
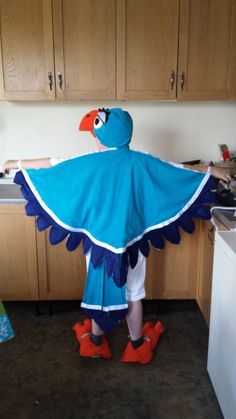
[3,108,231,364]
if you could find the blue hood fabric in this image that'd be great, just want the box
[94,108,133,149]
[14,148,215,330]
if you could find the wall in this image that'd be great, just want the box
[0,101,236,170]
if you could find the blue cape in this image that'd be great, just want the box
[14,147,215,330]
[15,147,215,284]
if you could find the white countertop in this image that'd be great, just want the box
[0,177,14,184]
[0,169,17,184]
[0,178,25,203]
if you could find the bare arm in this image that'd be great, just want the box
[183,164,231,183]
[3,158,51,174]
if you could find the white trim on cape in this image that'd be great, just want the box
[81,302,128,311]
[22,162,210,254]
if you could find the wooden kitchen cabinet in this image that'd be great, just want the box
[117,0,236,100]
[145,221,201,299]
[0,205,39,300]
[1,0,235,101]
[0,0,55,100]
[36,229,86,300]
[116,0,179,100]
[196,219,229,326]
[0,0,116,100]
[0,204,86,300]
[178,0,236,100]
[196,221,214,326]
[52,0,116,100]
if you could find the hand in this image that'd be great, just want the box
[2,160,18,175]
[209,166,231,183]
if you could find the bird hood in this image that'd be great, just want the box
[79,107,133,149]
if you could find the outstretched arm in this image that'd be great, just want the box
[183,164,231,183]
[3,158,51,174]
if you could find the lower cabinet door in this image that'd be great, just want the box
[0,205,39,300]
[37,230,86,300]
[145,221,201,300]
[196,221,215,326]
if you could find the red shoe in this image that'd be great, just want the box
[120,338,153,364]
[73,319,92,343]
[72,319,112,359]
[142,321,164,349]
[120,321,164,364]
[79,334,112,359]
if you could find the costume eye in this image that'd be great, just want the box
[98,110,107,124]
[94,117,103,129]
[94,110,107,129]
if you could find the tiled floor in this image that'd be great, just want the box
[0,300,223,419]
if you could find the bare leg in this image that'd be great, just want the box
[92,319,104,336]
[126,300,143,341]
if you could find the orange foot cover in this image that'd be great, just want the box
[73,319,112,359]
[120,321,164,365]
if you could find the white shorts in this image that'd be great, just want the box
[85,250,146,302]
[126,251,146,301]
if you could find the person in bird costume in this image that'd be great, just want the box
[3,108,231,364]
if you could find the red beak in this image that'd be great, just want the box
[79,109,99,137]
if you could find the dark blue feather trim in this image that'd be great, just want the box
[36,214,53,231]
[178,214,195,233]
[128,245,139,269]
[83,236,93,254]
[137,238,150,258]
[14,171,216,288]
[162,224,180,244]
[49,226,68,245]
[146,229,165,249]
[90,245,105,268]
[83,307,128,332]
[66,233,84,251]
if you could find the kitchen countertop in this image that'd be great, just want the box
[0,178,25,203]
[211,208,236,232]
[0,177,14,184]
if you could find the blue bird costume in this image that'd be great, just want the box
[14,108,215,331]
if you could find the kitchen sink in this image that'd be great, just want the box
[213,208,236,231]
[0,184,25,202]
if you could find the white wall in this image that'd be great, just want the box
[0,101,236,169]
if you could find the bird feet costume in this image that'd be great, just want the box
[14,107,215,361]
[73,319,112,359]
[73,318,164,364]
[120,321,164,364]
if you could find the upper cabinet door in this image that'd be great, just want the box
[117,0,180,100]
[0,0,55,100]
[52,0,116,100]
[178,0,236,100]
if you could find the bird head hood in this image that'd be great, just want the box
[79,107,133,149]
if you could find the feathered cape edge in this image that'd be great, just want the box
[14,170,216,288]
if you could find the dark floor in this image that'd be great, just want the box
[0,300,223,419]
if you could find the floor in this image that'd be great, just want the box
[0,300,223,419]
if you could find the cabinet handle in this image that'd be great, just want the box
[170,70,176,90]
[57,71,63,89]
[180,71,185,91]
[208,226,215,245]
[48,72,53,90]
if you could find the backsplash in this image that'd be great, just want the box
[0,101,236,170]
